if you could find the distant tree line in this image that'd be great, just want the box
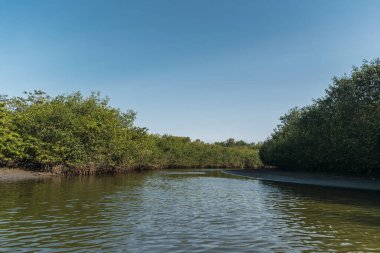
[0,91,262,174]
[214,138,260,148]
[260,59,380,175]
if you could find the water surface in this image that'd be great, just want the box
[0,169,379,252]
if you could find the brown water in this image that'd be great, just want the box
[0,169,379,252]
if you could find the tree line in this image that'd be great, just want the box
[260,59,380,175]
[0,91,262,174]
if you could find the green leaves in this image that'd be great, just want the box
[0,91,261,173]
[260,59,380,175]
[0,103,26,164]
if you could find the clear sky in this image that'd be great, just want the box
[0,0,379,142]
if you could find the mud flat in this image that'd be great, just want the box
[224,169,380,191]
[0,168,53,182]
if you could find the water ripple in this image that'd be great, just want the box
[0,170,379,252]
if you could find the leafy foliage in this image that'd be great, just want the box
[260,59,380,175]
[0,91,262,173]
[0,103,26,163]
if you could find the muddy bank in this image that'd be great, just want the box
[224,169,380,191]
[0,168,54,182]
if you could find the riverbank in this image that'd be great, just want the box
[0,168,54,182]
[3,167,380,191]
[224,169,380,191]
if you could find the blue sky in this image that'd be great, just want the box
[0,0,379,142]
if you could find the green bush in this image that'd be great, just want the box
[260,59,380,175]
[0,91,262,173]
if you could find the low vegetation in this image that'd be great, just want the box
[0,91,262,174]
[260,59,380,175]
[4,60,377,176]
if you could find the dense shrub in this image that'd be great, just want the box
[260,59,380,175]
[0,91,262,173]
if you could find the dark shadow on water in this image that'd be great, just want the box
[262,180,380,206]
[260,180,380,228]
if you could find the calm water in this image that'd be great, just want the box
[0,169,379,252]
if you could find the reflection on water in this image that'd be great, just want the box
[0,170,379,252]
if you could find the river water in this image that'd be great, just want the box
[0,169,379,252]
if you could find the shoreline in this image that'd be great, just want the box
[0,168,54,182]
[224,169,380,191]
[2,167,380,191]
